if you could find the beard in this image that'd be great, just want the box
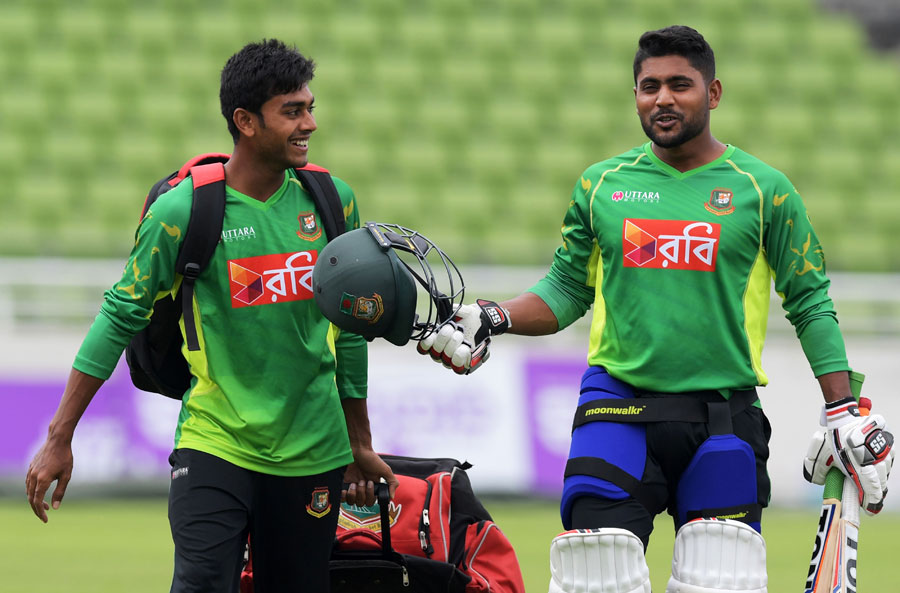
[640,107,709,148]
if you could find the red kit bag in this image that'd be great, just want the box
[334,455,526,593]
[241,455,526,593]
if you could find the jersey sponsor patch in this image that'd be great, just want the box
[611,189,661,203]
[623,219,719,271]
[221,225,257,242]
[228,251,317,307]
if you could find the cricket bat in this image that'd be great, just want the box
[805,468,860,593]
[805,374,867,593]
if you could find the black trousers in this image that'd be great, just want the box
[168,448,345,593]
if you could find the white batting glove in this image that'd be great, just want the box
[820,397,894,514]
[800,428,889,489]
[416,299,510,374]
[802,429,833,486]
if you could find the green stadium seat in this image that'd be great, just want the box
[1,0,898,271]
[0,5,38,51]
[805,16,867,66]
[530,16,585,63]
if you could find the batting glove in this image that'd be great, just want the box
[416,299,511,374]
[802,430,833,486]
[817,397,894,514]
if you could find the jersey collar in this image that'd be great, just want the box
[226,171,291,210]
[642,142,736,179]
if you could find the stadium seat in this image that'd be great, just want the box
[1,0,898,269]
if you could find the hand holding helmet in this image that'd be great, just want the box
[417,299,511,374]
[312,222,464,346]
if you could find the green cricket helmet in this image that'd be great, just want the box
[312,222,464,346]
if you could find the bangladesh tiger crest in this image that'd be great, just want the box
[297,211,322,241]
[307,487,332,518]
[705,188,735,215]
[339,292,384,324]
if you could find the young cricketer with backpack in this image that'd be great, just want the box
[25,39,398,592]
[418,26,894,592]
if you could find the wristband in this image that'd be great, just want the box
[476,299,511,335]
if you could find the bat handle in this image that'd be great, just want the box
[842,471,861,524]
[821,380,870,501]
[823,467,844,500]
[822,395,871,500]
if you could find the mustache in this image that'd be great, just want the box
[651,110,683,121]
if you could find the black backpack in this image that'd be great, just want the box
[124,153,346,399]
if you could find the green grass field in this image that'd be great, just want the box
[3,497,898,591]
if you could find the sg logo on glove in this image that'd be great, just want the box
[865,429,893,464]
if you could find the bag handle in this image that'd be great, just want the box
[376,482,392,556]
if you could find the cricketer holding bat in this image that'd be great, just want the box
[420,25,895,592]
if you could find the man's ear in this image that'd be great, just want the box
[708,78,722,110]
[233,108,257,138]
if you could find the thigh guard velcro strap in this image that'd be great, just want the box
[666,519,767,593]
[549,528,651,593]
[562,367,649,528]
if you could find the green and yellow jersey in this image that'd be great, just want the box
[530,142,850,393]
[74,168,364,476]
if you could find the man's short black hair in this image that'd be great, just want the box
[220,39,316,142]
[633,25,716,84]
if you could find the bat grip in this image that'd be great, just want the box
[822,371,868,500]
[822,371,872,500]
[823,467,844,500]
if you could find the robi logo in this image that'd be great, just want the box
[228,251,318,308]
[622,219,719,271]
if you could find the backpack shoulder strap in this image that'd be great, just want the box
[140,152,231,220]
[295,164,345,241]
[176,162,226,351]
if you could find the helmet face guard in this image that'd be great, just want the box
[312,222,464,346]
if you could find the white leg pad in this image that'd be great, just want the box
[548,528,651,593]
[665,519,767,593]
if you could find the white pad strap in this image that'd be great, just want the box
[666,519,767,593]
[549,528,651,593]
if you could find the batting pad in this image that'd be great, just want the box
[666,519,767,593]
[549,528,651,593]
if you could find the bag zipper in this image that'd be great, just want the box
[465,520,494,592]
[418,479,435,557]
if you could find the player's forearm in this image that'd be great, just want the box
[524,264,594,330]
[46,368,105,442]
[501,292,559,336]
[341,397,374,453]
[816,370,852,404]
[334,330,368,399]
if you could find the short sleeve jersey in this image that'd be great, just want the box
[530,143,850,393]
[74,168,365,476]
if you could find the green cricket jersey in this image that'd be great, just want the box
[530,142,850,393]
[74,168,365,476]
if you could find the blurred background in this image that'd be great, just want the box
[1,0,899,588]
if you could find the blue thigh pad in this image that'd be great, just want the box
[675,434,759,532]
[561,367,647,529]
